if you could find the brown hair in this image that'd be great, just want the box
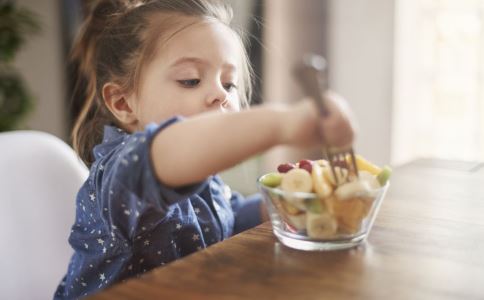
[71,0,253,166]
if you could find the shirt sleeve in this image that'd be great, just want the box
[100,116,209,239]
[230,191,263,235]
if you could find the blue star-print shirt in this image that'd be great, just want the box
[54,116,262,299]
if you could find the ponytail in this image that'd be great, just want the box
[70,0,124,166]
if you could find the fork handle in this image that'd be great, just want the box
[293,54,329,116]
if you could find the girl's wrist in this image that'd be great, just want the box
[277,100,320,146]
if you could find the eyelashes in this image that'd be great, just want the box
[177,79,200,87]
[177,79,238,92]
[222,82,237,92]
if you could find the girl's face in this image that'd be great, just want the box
[129,19,242,130]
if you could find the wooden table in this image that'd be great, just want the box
[91,159,484,300]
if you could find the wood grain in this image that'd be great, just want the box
[90,160,484,300]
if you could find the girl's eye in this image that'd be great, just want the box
[223,82,237,92]
[177,79,200,87]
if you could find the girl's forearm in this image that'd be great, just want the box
[151,101,319,187]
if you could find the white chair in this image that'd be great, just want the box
[0,130,88,300]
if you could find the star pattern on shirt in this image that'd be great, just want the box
[57,121,259,299]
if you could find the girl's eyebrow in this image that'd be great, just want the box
[169,56,236,71]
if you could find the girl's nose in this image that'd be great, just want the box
[206,85,229,108]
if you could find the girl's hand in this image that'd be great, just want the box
[318,91,356,148]
[281,91,356,148]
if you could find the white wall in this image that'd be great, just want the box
[262,0,395,171]
[13,0,67,140]
[328,0,395,167]
[262,0,329,175]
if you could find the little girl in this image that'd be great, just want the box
[55,0,355,298]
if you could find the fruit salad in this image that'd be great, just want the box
[259,155,391,239]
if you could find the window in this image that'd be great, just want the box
[393,0,484,164]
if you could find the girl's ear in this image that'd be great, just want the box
[102,82,138,126]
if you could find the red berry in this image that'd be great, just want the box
[298,159,313,173]
[277,163,295,173]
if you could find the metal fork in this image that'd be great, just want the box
[293,54,359,185]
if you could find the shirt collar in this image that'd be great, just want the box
[92,125,128,161]
[103,125,128,142]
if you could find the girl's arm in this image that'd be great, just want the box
[151,97,353,187]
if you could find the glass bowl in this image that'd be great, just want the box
[258,175,389,251]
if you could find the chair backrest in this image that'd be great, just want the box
[0,130,88,300]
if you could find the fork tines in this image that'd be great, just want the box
[325,148,359,185]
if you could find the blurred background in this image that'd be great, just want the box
[2,1,484,299]
[4,0,484,194]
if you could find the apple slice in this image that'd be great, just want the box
[377,166,392,186]
[260,172,283,188]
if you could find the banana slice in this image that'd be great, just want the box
[306,212,337,239]
[311,163,333,198]
[358,171,380,190]
[280,168,313,193]
[335,180,374,200]
[323,166,349,187]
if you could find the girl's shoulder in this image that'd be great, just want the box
[93,116,184,161]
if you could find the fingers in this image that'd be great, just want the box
[319,92,356,148]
